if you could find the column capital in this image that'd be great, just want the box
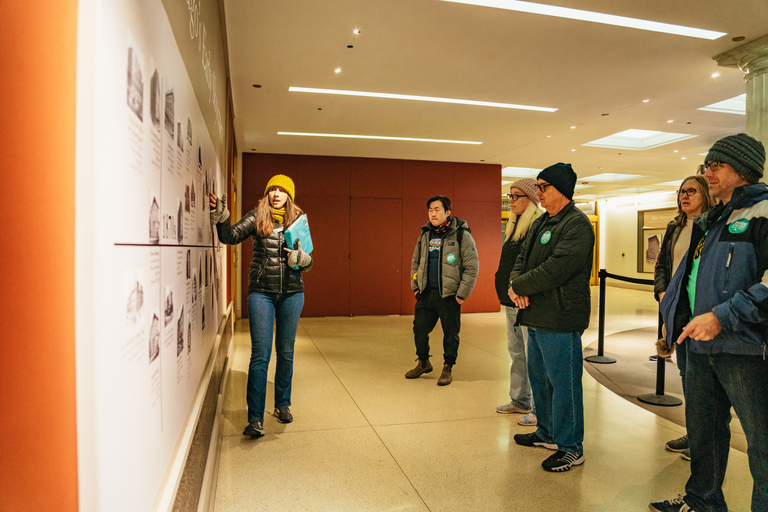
[714,34,768,80]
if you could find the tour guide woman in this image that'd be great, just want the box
[210,174,313,438]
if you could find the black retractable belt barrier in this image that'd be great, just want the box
[638,311,683,407]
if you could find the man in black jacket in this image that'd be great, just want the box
[508,163,594,473]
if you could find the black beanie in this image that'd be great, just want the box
[706,133,765,184]
[538,163,577,200]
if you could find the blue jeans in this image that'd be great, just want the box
[505,306,532,410]
[246,292,304,422]
[527,328,584,453]
[684,351,768,512]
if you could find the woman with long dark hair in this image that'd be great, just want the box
[210,174,313,438]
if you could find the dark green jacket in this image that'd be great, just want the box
[510,201,594,331]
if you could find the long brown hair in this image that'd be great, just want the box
[254,194,304,238]
[675,175,714,227]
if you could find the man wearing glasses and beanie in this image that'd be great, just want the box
[652,133,768,512]
[508,163,594,472]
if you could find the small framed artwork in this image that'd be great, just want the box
[637,207,677,273]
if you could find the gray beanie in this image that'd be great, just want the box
[706,133,765,183]
[538,163,577,200]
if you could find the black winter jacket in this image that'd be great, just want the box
[509,201,594,332]
[494,212,542,307]
[216,210,312,294]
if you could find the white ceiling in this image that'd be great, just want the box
[221,0,768,199]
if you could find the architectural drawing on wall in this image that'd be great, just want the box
[186,250,191,279]
[149,193,160,245]
[126,47,143,121]
[187,319,191,355]
[164,286,174,327]
[192,273,197,302]
[177,200,183,245]
[177,121,183,151]
[185,185,190,213]
[149,68,161,131]
[176,306,184,357]
[164,89,174,137]
[126,279,144,325]
[205,251,209,286]
[646,235,661,264]
[149,313,160,363]
[190,181,196,208]
[186,117,192,146]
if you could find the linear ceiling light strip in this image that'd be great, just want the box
[278,131,482,145]
[441,0,726,40]
[288,87,557,112]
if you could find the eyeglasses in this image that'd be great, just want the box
[506,193,526,202]
[535,183,553,193]
[677,188,699,197]
[704,161,724,172]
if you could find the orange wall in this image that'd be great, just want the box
[0,2,79,511]
[240,153,502,317]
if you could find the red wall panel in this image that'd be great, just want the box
[403,160,454,200]
[350,158,403,198]
[350,198,402,315]
[242,153,500,317]
[297,155,350,198]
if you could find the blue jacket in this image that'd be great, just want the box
[660,183,768,356]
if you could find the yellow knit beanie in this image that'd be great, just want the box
[264,174,295,199]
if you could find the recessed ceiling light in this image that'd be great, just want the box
[674,150,678,153]
[546,135,551,138]
[580,173,645,182]
[682,157,686,160]
[698,94,746,115]
[643,99,650,103]
[288,87,558,111]
[667,120,674,123]
[440,0,725,39]
[570,126,576,129]
[353,29,361,34]
[583,129,696,150]
[334,68,341,73]
[277,131,482,144]
[571,149,576,152]
[502,167,540,178]
[712,72,720,78]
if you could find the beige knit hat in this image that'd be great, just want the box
[510,178,540,206]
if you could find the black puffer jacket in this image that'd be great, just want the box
[495,210,542,306]
[509,201,594,332]
[216,210,312,294]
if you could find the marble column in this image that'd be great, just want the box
[715,34,768,183]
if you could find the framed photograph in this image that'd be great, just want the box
[637,207,677,273]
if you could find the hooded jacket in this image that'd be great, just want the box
[216,210,312,295]
[509,201,594,332]
[411,216,479,299]
[660,183,768,356]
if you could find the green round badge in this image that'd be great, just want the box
[729,218,749,234]
[541,231,552,244]
[447,253,456,263]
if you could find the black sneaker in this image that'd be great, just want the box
[681,448,691,461]
[665,434,689,452]
[243,419,264,438]
[513,431,557,450]
[541,450,584,472]
[274,406,293,424]
[649,495,696,512]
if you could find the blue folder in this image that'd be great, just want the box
[284,214,313,255]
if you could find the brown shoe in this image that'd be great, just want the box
[405,358,433,379]
[437,364,452,386]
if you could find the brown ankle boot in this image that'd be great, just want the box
[405,358,433,379]
[437,364,453,386]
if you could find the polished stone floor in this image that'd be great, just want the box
[213,287,752,511]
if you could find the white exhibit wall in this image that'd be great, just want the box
[599,192,678,289]
[75,0,229,510]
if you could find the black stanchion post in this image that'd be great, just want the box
[585,269,616,364]
[638,310,682,406]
